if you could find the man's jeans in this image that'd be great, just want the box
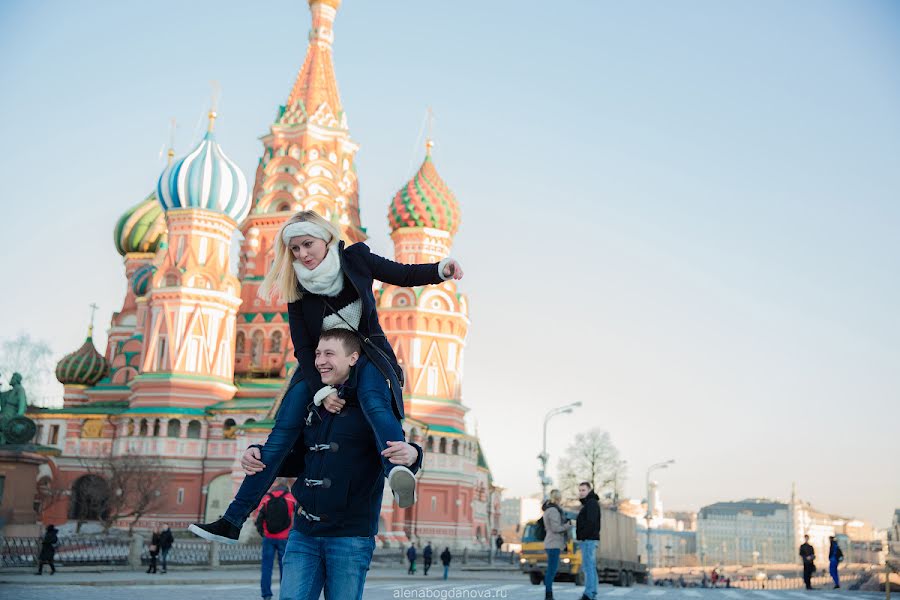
[279,529,375,600]
[223,380,310,527]
[545,548,561,594]
[261,537,287,599]
[830,559,840,587]
[160,548,169,572]
[580,540,598,599]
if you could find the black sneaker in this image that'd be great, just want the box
[188,518,240,544]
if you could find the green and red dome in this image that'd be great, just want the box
[56,336,109,386]
[389,142,460,236]
[114,192,168,256]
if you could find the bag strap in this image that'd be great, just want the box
[319,296,403,387]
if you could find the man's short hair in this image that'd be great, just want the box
[579,482,592,489]
[319,328,361,355]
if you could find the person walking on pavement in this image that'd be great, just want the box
[495,533,504,557]
[422,542,433,576]
[542,489,569,600]
[441,547,452,580]
[407,543,417,574]
[34,524,58,575]
[158,523,174,574]
[147,524,161,574]
[255,480,297,600]
[575,482,601,600]
[828,536,843,589]
[800,534,816,590]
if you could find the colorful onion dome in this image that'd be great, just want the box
[113,191,168,256]
[389,140,460,236]
[56,334,110,386]
[157,112,250,224]
[131,263,157,297]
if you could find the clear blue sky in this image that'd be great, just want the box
[1,1,898,528]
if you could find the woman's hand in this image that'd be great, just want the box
[322,392,345,414]
[442,259,464,280]
[241,446,266,475]
[382,440,419,466]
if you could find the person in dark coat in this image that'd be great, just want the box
[799,535,816,590]
[575,482,601,600]
[147,525,161,574]
[828,536,843,588]
[495,533,504,556]
[440,547,452,580]
[407,544,417,575]
[35,524,58,575]
[158,523,174,574]
[273,330,423,600]
[190,211,462,545]
[422,542,433,576]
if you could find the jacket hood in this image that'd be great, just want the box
[580,491,600,504]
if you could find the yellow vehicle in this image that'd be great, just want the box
[519,506,647,587]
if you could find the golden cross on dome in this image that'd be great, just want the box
[208,80,221,132]
[88,303,99,337]
[426,106,435,155]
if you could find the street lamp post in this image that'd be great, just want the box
[537,402,582,500]
[645,459,675,586]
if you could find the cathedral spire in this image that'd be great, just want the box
[281,0,344,126]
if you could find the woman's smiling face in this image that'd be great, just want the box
[289,235,328,269]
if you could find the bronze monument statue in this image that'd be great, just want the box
[0,372,36,445]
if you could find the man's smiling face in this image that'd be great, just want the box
[315,336,359,385]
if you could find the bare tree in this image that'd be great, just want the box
[81,453,169,534]
[0,333,60,408]
[556,428,627,504]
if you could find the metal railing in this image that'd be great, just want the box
[2,535,130,568]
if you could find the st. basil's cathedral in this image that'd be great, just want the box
[30,0,501,549]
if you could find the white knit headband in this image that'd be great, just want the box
[282,221,332,246]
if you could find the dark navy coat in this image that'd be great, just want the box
[284,357,423,537]
[287,241,445,420]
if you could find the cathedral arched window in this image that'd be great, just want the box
[271,331,283,353]
[187,420,202,439]
[236,332,246,354]
[139,419,149,437]
[166,419,180,438]
[426,436,434,453]
[223,418,237,439]
[439,438,447,454]
[152,419,161,437]
[451,439,459,455]
[251,331,265,367]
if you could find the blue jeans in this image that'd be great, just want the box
[261,537,287,598]
[223,380,310,527]
[580,540,598,599]
[830,559,840,587]
[443,565,449,579]
[279,529,375,600]
[356,361,406,478]
[545,548,561,594]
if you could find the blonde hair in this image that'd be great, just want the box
[549,489,562,503]
[258,210,342,304]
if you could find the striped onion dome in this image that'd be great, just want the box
[388,140,460,236]
[157,112,250,224]
[113,191,168,256]
[131,263,157,297]
[56,334,109,386]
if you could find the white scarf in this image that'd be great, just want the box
[293,243,344,297]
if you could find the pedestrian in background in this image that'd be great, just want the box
[406,543,417,574]
[440,547,452,580]
[255,480,297,600]
[422,541,433,576]
[541,489,569,600]
[575,482,601,600]
[34,524,58,575]
[495,533,504,557]
[828,536,843,589]
[147,524,161,574]
[799,534,816,590]
[159,523,174,574]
